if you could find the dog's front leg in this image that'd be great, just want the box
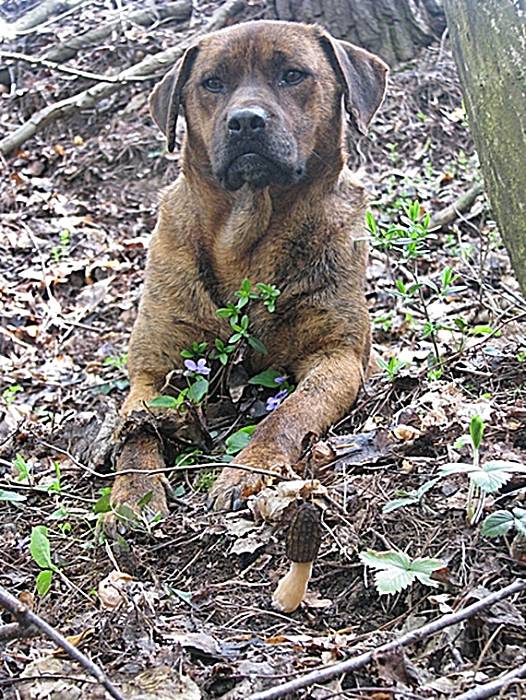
[209,348,366,510]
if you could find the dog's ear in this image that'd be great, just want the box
[149,45,199,152]
[318,32,388,134]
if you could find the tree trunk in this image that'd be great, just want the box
[445,0,526,297]
[268,0,446,65]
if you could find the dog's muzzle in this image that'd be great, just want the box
[213,105,305,191]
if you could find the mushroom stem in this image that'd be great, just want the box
[272,561,313,613]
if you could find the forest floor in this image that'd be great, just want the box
[1,1,525,699]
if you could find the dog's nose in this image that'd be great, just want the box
[227,106,268,135]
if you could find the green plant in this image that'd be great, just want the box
[13,454,31,484]
[359,549,444,595]
[439,415,526,525]
[377,356,406,381]
[150,279,282,416]
[51,228,71,262]
[225,425,257,456]
[383,478,440,514]
[103,353,128,369]
[46,461,62,494]
[30,526,59,596]
[481,507,526,538]
[2,384,23,405]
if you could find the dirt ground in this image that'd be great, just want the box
[1,1,525,699]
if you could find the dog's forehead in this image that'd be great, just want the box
[193,20,326,73]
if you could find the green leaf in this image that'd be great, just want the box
[248,336,268,355]
[469,415,484,450]
[382,496,418,514]
[225,425,257,455]
[248,368,283,388]
[187,377,208,404]
[482,507,526,538]
[148,395,180,409]
[36,569,53,597]
[359,549,444,596]
[365,210,377,234]
[93,487,112,514]
[138,491,153,509]
[481,510,515,537]
[0,489,26,502]
[30,526,53,570]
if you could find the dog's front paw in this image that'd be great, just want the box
[207,466,266,512]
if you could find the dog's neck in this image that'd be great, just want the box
[182,146,345,290]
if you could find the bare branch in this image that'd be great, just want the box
[453,661,526,700]
[248,580,526,700]
[0,50,150,83]
[0,0,86,38]
[0,0,246,157]
[42,0,192,64]
[429,182,485,230]
[0,585,126,700]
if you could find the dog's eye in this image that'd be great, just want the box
[202,77,225,93]
[280,69,306,86]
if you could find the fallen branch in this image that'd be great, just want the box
[0,50,150,83]
[0,0,246,157]
[43,0,192,63]
[429,182,484,229]
[248,580,526,700]
[0,0,85,38]
[453,661,526,700]
[0,585,125,700]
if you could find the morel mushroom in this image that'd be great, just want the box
[272,503,321,613]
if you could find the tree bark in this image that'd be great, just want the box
[269,0,446,65]
[445,0,526,296]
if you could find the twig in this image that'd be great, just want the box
[33,435,294,481]
[0,0,246,157]
[0,621,39,641]
[453,661,526,700]
[247,580,526,700]
[0,50,151,83]
[0,585,125,700]
[429,182,484,230]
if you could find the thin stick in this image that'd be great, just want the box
[247,580,526,700]
[453,661,526,700]
[0,50,151,83]
[0,585,125,700]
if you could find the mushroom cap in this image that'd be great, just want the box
[286,503,321,562]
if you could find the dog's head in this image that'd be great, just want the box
[150,21,388,192]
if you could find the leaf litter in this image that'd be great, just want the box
[0,1,525,698]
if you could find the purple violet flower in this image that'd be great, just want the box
[274,376,287,385]
[184,358,210,376]
[266,389,289,412]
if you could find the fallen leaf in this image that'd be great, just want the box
[98,570,133,609]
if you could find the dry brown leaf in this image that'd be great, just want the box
[98,570,133,609]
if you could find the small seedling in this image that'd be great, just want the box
[359,549,444,595]
[481,507,526,539]
[13,454,31,484]
[103,353,128,369]
[51,228,71,262]
[378,356,406,381]
[383,478,440,514]
[30,525,59,596]
[439,415,526,525]
[2,384,23,405]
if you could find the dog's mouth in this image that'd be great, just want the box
[220,151,305,192]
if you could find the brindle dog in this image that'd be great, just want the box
[109,20,388,519]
